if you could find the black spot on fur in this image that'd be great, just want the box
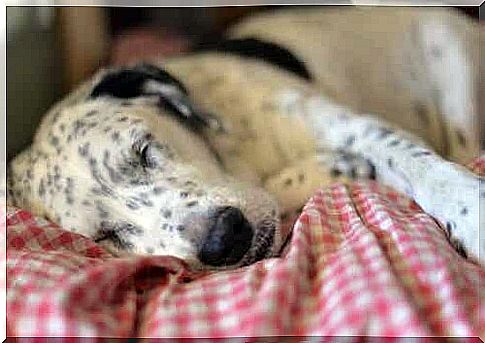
[298,174,305,183]
[91,185,115,198]
[350,168,358,179]
[195,190,206,197]
[194,38,313,81]
[406,142,417,150]
[78,143,90,157]
[376,127,393,139]
[126,200,140,210]
[153,186,165,195]
[89,158,97,168]
[184,180,197,187]
[387,158,394,169]
[345,135,356,146]
[103,151,123,184]
[186,201,198,208]
[161,209,172,218]
[460,207,468,216]
[51,111,61,125]
[111,132,121,142]
[94,221,139,250]
[72,119,86,137]
[85,110,98,118]
[141,198,153,207]
[284,179,293,187]
[96,202,109,218]
[367,160,377,180]
[50,136,59,146]
[38,179,46,196]
[331,168,342,177]
[387,139,400,147]
[129,179,150,186]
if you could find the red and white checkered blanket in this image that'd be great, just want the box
[5,158,485,340]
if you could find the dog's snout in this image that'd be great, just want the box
[197,206,253,266]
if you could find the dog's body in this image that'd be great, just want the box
[7,8,483,269]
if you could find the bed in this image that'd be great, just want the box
[5,157,484,340]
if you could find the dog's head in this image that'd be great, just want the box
[8,64,282,270]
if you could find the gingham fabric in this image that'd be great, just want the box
[5,157,485,340]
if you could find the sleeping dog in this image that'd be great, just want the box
[7,7,483,269]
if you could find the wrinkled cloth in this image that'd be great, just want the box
[5,158,485,340]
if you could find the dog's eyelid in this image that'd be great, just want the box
[131,136,163,169]
[136,143,151,167]
[132,133,153,150]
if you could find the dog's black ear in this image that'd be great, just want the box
[90,64,221,132]
[90,64,188,98]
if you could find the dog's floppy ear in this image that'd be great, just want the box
[90,64,221,132]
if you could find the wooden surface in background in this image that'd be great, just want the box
[56,7,109,91]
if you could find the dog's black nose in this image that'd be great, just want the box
[198,206,253,266]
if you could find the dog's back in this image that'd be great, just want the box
[229,7,480,163]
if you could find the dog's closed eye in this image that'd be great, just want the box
[138,142,157,169]
[131,134,175,170]
[130,134,156,168]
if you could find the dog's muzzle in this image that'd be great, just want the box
[197,206,254,266]
[197,206,278,268]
